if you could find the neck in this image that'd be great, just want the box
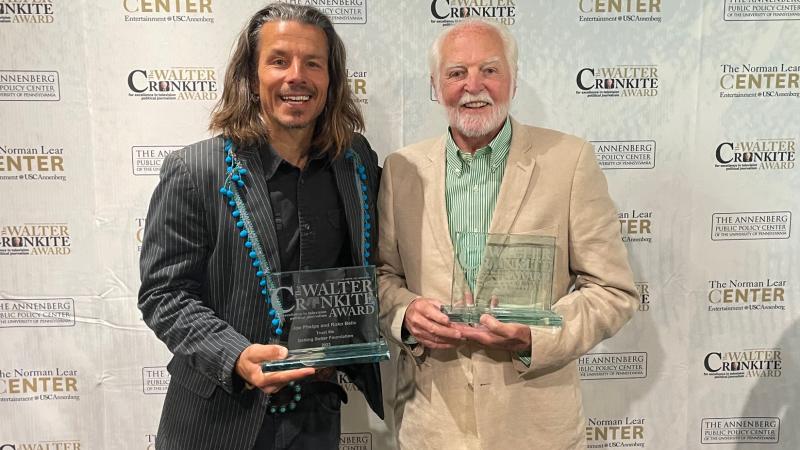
[451,122,504,154]
[268,126,315,169]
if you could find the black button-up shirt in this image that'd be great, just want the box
[261,144,351,272]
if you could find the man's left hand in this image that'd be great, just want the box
[454,314,531,353]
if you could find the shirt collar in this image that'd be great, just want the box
[445,117,512,175]
[259,141,327,179]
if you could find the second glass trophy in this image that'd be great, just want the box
[442,232,562,327]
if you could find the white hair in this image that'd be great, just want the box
[428,19,518,94]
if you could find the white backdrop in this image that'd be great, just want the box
[1,1,798,449]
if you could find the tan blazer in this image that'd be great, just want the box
[377,119,638,450]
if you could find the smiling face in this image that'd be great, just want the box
[436,25,513,142]
[254,20,330,135]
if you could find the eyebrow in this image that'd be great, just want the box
[443,57,503,71]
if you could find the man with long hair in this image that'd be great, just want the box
[139,3,383,449]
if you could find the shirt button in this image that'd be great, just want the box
[472,185,479,192]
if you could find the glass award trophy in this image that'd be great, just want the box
[261,265,390,372]
[442,232,562,327]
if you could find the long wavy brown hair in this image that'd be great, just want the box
[209,3,363,158]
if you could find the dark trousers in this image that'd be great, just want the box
[253,383,344,450]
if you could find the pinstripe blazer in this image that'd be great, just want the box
[138,134,383,450]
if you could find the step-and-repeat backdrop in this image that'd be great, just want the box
[2,1,798,449]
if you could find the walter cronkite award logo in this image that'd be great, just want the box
[724,0,800,21]
[0,70,59,101]
[0,143,67,182]
[576,65,659,98]
[0,223,71,256]
[707,278,787,312]
[703,348,782,379]
[135,217,146,254]
[635,281,651,312]
[429,0,517,26]
[578,0,662,23]
[123,0,214,24]
[128,67,218,101]
[719,63,800,99]
[711,211,791,241]
[0,0,55,24]
[592,140,656,169]
[715,138,795,171]
[586,417,647,449]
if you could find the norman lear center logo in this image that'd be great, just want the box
[578,0,662,23]
[132,145,180,175]
[0,298,75,328]
[711,211,791,240]
[347,68,368,105]
[579,352,647,380]
[577,65,659,98]
[0,223,71,255]
[715,138,795,171]
[123,0,214,24]
[430,0,517,26]
[0,0,55,24]
[619,209,653,244]
[0,70,59,101]
[128,67,218,101]
[703,348,782,379]
[724,0,800,21]
[286,0,367,24]
[586,417,647,449]
[701,417,780,444]
[707,278,787,312]
[719,63,800,99]
[0,143,66,182]
[0,367,80,402]
[593,140,656,169]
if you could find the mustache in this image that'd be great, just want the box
[279,87,315,96]
[458,92,493,106]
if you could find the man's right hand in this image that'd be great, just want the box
[234,344,315,394]
[403,297,463,349]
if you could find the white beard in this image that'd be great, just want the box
[446,91,509,138]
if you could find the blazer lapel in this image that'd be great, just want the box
[489,119,537,234]
[234,143,282,272]
[331,155,363,266]
[420,135,455,268]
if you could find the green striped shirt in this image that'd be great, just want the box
[446,118,512,290]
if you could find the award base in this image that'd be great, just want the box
[442,306,563,327]
[261,340,390,372]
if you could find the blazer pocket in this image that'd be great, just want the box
[167,358,217,399]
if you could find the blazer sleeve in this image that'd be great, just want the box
[518,141,638,377]
[376,154,423,356]
[138,151,251,394]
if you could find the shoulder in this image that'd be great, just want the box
[384,135,443,170]
[169,136,225,167]
[514,122,589,155]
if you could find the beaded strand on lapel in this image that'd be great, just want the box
[218,139,372,414]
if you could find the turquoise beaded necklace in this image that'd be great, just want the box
[219,138,372,413]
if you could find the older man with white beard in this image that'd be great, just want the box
[377,19,638,450]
